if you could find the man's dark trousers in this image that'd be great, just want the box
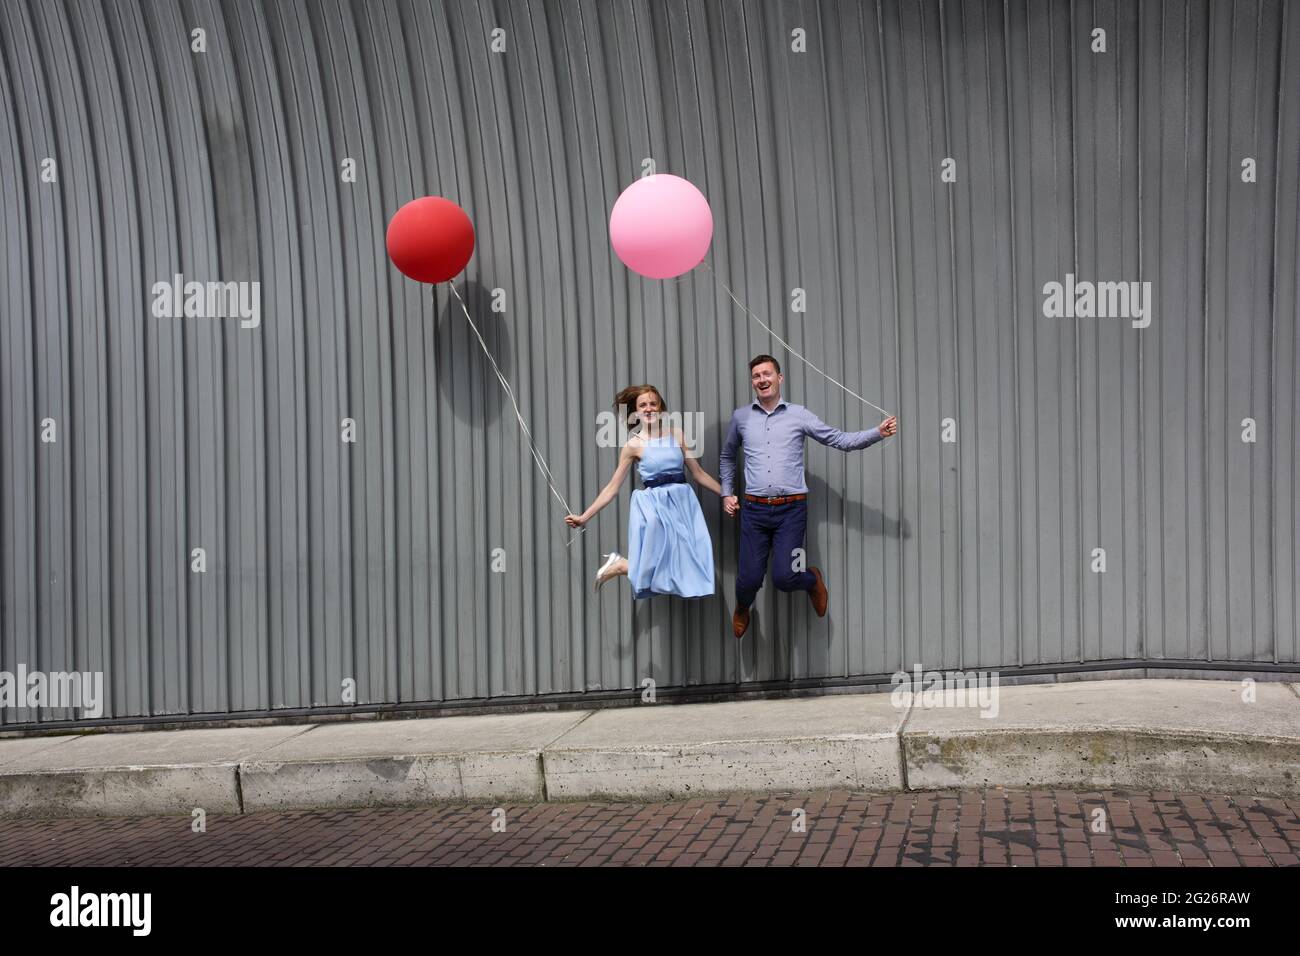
[736,499,816,609]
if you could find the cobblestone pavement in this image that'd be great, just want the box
[2,789,1297,867]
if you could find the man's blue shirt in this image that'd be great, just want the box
[719,396,883,497]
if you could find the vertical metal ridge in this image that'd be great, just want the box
[1069,0,1084,664]
[1199,0,1214,662]
[1263,0,1284,665]
[983,0,1004,670]
[937,0,964,672]
[876,0,906,673]
[1001,0,1022,667]
[1046,0,1069,663]
[1134,0,1145,664]
[1026,0,1041,666]
[1266,0,1286,664]
[1247,0,1263,662]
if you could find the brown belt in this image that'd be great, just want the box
[743,493,808,506]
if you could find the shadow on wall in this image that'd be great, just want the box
[806,470,911,545]
[433,277,510,426]
[717,461,909,655]
[806,469,909,665]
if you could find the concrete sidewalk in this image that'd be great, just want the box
[1,679,1297,819]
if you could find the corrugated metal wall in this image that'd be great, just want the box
[1,0,1297,729]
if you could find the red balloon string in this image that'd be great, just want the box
[445,282,584,547]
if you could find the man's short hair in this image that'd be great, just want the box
[749,354,781,375]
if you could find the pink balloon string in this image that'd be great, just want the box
[445,282,585,547]
[699,259,893,419]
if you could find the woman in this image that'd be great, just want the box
[565,385,721,596]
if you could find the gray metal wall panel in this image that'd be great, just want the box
[0,0,1296,729]
[1276,0,1300,669]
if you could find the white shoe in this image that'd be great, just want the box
[594,552,623,591]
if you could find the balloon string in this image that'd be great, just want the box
[699,259,893,419]
[446,282,585,548]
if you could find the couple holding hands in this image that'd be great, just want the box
[565,355,899,638]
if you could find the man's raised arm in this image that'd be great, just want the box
[801,407,888,451]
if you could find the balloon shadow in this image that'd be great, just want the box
[434,277,510,426]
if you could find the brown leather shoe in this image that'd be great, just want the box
[732,605,750,639]
[808,567,828,617]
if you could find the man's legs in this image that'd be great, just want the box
[770,500,816,592]
[735,503,775,609]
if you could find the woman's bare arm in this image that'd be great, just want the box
[565,443,637,526]
[677,429,722,497]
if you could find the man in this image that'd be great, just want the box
[720,355,898,638]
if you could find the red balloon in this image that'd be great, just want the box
[385,196,475,283]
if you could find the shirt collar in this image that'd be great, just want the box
[752,394,788,415]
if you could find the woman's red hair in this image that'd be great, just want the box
[614,384,666,427]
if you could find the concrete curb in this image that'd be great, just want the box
[239,753,546,811]
[0,680,1296,818]
[902,729,1300,797]
[899,679,1300,799]
[542,735,904,802]
[0,765,242,818]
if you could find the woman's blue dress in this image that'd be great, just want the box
[627,435,715,600]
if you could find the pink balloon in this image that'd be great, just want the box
[609,174,713,279]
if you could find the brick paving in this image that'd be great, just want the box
[0,789,1297,867]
